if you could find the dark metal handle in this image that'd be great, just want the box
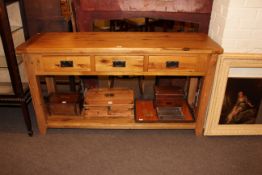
[166,61,179,68]
[60,61,73,67]
[113,60,126,67]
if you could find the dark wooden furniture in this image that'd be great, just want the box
[22,0,71,38]
[72,0,213,33]
[47,92,81,115]
[22,0,78,92]
[135,100,158,122]
[0,0,32,136]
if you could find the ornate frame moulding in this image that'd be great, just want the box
[204,54,262,136]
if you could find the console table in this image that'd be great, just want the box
[16,32,223,135]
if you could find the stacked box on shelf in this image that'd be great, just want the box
[155,86,184,106]
[84,88,134,118]
[154,86,194,122]
[135,100,158,122]
[46,93,82,116]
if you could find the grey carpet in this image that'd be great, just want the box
[0,104,262,175]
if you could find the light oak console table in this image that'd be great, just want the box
[16,32,223,135]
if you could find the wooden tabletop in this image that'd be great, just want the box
[16,32,223,54]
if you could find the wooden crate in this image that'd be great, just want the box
[155,86,184,98]
[155,86,185,106]
[84,88,134,118]
[155,97,185,107]
[154,85,194,122]
[156,98,194,122]
[135,100,158,122]
[47,93,82,115]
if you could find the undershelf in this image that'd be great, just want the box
[47,116,196,129]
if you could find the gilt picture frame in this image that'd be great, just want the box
[204,54,262,135]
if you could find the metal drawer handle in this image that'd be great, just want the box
[166,61,179,68]
[57,60,73,67]
[112,60,126,67]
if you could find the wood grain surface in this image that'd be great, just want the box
[18,32,222,135]
[16,32,223,54]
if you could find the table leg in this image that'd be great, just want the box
[24,56,47,135]
[195,54,218,136]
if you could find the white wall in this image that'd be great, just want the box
[208,0,230,45]
[209,0,262,53]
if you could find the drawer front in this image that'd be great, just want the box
[39,56,91,72]
[95,56,144,72]
[148,55,208,73]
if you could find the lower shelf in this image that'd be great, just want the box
[47,116,196,129]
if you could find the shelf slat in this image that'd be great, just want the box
[47,116,196,129]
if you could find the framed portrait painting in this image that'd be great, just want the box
[204,54,262,135]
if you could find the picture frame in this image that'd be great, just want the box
[204,54,262,136]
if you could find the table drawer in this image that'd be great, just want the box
[148,55,208,73]
[39,56,91,72]
[95,56,144,72]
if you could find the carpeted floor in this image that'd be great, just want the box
[0,104,262,175]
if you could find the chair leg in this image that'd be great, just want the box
[21,102,33,136]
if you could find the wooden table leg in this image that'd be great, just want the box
[195,54,218,136]
[24,55,47,135]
